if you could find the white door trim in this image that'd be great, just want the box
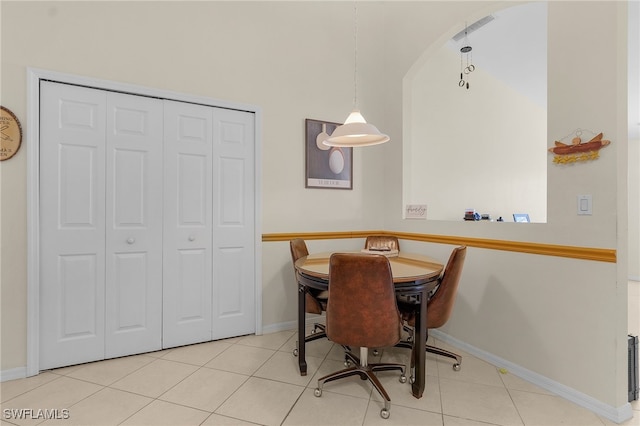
[26,67,263,376]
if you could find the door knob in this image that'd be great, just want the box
[188,235,195,241]
[126,238,135,244]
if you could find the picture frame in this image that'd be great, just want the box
[305,118,353,189]
[513,213,530,223]
[0,106,23,161]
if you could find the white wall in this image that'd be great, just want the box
[0,0,634,421]
[0,0,377,369]
[408,46,547,222]
[391,0,629,414]
[629,0,640,282]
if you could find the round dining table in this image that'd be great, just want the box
[294,251,444,399]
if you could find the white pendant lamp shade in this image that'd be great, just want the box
[323,110,390,147]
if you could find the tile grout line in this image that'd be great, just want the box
[115,342,250,426]
[279,335,337,426]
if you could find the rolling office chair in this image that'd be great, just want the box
[364,235,400,252]
[314,253,406,419]
[290,239,328,356]
[364,235,400,357]
[397,246,467,381]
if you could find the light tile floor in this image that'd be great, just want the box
[2,328,640,426]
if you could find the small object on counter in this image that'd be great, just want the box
[464,209,477,221]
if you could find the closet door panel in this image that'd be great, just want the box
[163,100,213,348]
[178,153,208,224]
[105,92,163,358]
[40,82,107,369]
[211,108,255,339]
[177,249,208,316]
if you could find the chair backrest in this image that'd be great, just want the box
[364,235,400,252]
[290,238,324,314]
[427,246,467,329]
[290,238,309,264]
[326,253,401,348]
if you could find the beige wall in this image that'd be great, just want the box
[392,0,628,411]
[408,45,547,222]
[629,0,640,282]
[0,0,634,420]
[389,0,629,413]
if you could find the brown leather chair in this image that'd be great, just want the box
[364,235,400,252]
[290,239,328,356]
[397,246,467,381]
[364,235,400,357]
[314,253,406,419]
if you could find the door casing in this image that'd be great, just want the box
[26,67,263,376]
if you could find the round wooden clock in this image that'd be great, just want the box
[0,106,23,161]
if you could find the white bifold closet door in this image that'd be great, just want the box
[162,102,256,347]
[162,100,213,347]
[210,107,255,340]
[39,81,255,370]
[104,92,163,359]
[40,82,163,369]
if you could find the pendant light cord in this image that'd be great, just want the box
[324,0,390,147]
[352,1,358,110]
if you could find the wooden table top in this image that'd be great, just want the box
[295,251,443,283]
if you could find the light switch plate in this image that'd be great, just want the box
[577,195,592,215]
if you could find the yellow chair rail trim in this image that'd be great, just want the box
[262,231,616,263]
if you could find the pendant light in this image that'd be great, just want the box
[323,2,389,148]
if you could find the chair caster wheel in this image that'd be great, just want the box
[453,363,461,371]
[293,348,298,357]
[380,409,390,419]
[314,388,322,397]
[399,374,407,384]
[409,376,415,384]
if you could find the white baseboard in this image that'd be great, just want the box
[1,367,27,383]
[431,329,633,424]
[262,320,296,334]
[261,316,324,335]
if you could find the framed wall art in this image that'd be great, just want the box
[305,118,353,189]
[0,106,22,161]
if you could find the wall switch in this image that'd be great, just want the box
[577,195,592,215]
